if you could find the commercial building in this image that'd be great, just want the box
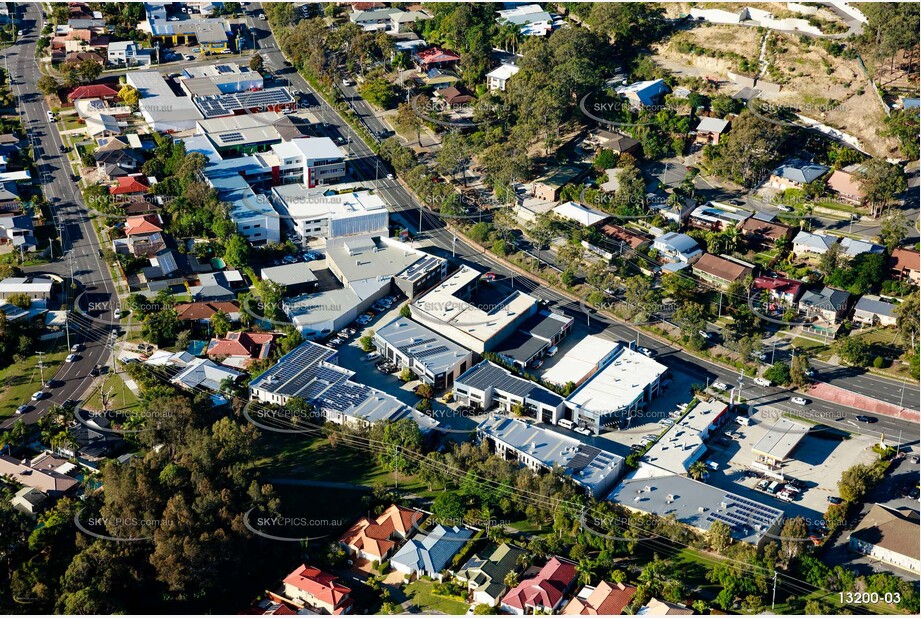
[691,253,753,289]
[411,266,540,354]
[195,113,297,157]
[126,71,202,132]
[107,41,152,66]
[194,87,297,119]
[179,63,263,97]
[374,317,474,390]
[493,310,573,369]
[456,362,566,424]
[260,262,319,295]
[608,464,785,546]
[563,339,669,434]
[642,399,729,475]
[141,5,231,51]
[249,340,438,431]
[848,504,920,574]
[477,415,625,498]
[271,185,388,242]
[270,138,347,188]
[751,417,809,471]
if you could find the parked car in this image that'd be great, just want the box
[531,358,544,369]
[827,496,843,504]
[184,54,194,61]
[638,347,654,357]
[483,272,498,282]
[365,352,380,362]
[546,345,559,357]
[698,330,712,340]
[713,381,729,391]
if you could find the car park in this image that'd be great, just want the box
[790,397,808,405]
[757,480,770,491]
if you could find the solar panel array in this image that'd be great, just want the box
[567,444,601,471]
[402,256,442,283]
[196,87,295,119]
[219,132,245,143]
[704,493,783,536]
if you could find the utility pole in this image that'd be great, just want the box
[771,571,778,610]
[717,291,723,318]
[37,351,45,385]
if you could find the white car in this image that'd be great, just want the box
[71,344,81,353]
[259,13,266,19]
[790,396,808,405]
[777,205,793,212]
[31,391,45,401]
[168,16,179,21]
[386,173,394,180]
[220,49,233,54]
[17,30,23,37]
[365,352,380,362]
[713,382,729,391]
[65,353,78,363]
[698,330,712,340]
[184,54,194,61]
[754,377,771,387]
[638,347,654,357]
[546,345,558,357]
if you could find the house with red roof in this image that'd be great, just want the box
[68,84,120,102]
[116,213,165,257]
[890,248,920,285]
[500,556,578,615]
[563,581,637,615]
[415,47,460,69]
[206,331,275,368]
[753,276,804,305]
[176,301,241,323]
[279,564,354,615]
[110,174,151,195]
[339,504,422,563]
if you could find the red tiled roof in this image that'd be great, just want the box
[502,557,577,612]
[282,565,352,614]
[339,504,422,561]
[111,175,150,195]
[600,224,649,249]
[753,276,803,297]
[692,253,750,283]
[207,331,274,360]
[417,47,460,65]
[175,301,240,321]
[124,214,162,236]
[563,581,637,615]
[890,248,920,273]
[740,217,794,242]
[68,84,120,101]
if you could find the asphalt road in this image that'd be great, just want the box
[0,4,120,429]
[249,4,919,447]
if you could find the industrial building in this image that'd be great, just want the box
[374,317,474,390]
[455,361,566,424]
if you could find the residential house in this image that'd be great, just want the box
[279,564,354,615]
[495,4,559,36]
[799,287,851,324]
[95,148,144,179]
[414,47,461,70]
[486,63,519,92]
[792,231,838,257]
[455,543,527,608]
[769,159,829,190]
[616,79,668,108]
[67,84,120,102]
[529,165,585,202]
[170,357,243,396]
[687,203,750,232]
[419,68,460,90]
[175,300,241,324]
[552,201,609,227]
[636,598,694,615]
[839,237,886,258]
[107,41,152,66]
[563,581,637,615]
[110,174,151,196]
[890,248,921,284]
[11,487,48,516]
[826,164,866,204]
[339,504,422,563]
[740,216,795,250]
[348,6,430,33]
[116,214,165,257]
[852,295,900,327]
[694,116,729,145]
[0,214,37,252]
[595,130,642,156]
[189,270,243,302]
[206,331,275,369]
[0,134,19,155]
[848,504,920,574]
[692,253,753,289]
[85,114,122,139]
[652,232,703,264]
[0,452,80,497]
[59,414,125,463]
[438,86,473,108]
[389,524,473,579]
[500,557,578,615]
[598,224,650,253]
[753,276,804,305]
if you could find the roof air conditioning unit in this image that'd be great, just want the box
[719,501,727,510]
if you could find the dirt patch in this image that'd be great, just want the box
[654,25,762,77]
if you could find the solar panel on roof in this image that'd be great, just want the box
[220,132,245,143]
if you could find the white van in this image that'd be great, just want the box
[754,377,771,387]
[735,416,752,426]
[558,419,574,430]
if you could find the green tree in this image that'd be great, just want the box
[858,159,907,216]
[211,310,231,338]
[360,78,396,109]
[222,234,251,268]
[394,100,423,145]
[399,304,411,319]
[688,460,707,481]
[763,362,792,385]
[118,84,140,107]
[432,491,465,521]
[469,221,492,244]
[38,75,60,96]
[893,291,920,348]
[708,520,732,553]
[249,53,264,72]
[790,354,811,388]
[835,337,872,367]
[878,210,909,252]
[593,148,618,171]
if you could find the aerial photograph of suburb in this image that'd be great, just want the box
[0,1,918,616]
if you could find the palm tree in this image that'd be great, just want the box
[576,557,596,586]
[688,460,707,481]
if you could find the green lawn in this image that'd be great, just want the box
[790,336,832,360]
[0,337,69,418]
[83,370,139,412]
[251,431,429,494]
[403,579,469,615]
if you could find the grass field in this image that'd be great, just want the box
[83,370,139,412]
[0,336,68,418]
[403,579,469,615]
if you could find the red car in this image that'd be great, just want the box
[483,272,497,282]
